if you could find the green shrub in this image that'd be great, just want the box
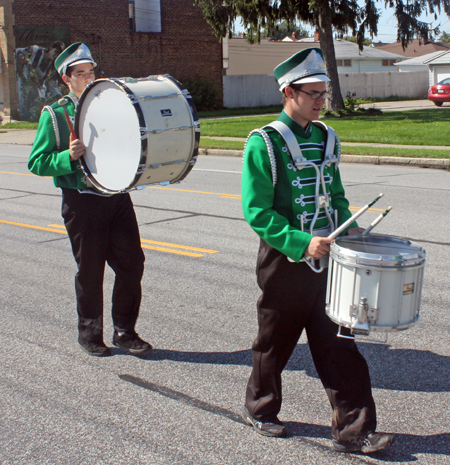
[180,78,222,112]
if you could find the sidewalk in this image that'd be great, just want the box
[2,128,449,170]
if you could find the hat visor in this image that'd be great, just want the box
[291,74,330,85]
[68,59,97,69]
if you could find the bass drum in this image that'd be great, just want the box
[74,75,200,193]
[325,235,426,335]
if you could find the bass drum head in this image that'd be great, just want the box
[76,80,141,192]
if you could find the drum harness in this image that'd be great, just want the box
[41,94,100,193]
[245,120,341,273]
[41,94,79,151]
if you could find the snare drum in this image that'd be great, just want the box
[74,75,200,193]
[325,235,426,335]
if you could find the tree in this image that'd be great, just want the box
[263,19,310,40]
[439,31,450,42]
[343,35,372,46]
[194,0,450,110]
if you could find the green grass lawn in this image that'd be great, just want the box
[5,107,450,158]
[200,109,450,147]
[1,121,39,129]
[200,138,450,158]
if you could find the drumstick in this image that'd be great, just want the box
[328,193,384,240]
[362,206,392,235]
[58,97,77,139]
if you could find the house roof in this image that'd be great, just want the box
[372,39,450,58]
[333,39,405,60]
[279,37,405,60]
[393,51,445,66]
[423,49,450,65]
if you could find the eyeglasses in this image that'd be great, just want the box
[295,89,330,100]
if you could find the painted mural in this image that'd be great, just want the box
[14,26,70,121]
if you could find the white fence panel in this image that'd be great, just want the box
[223,71,429,108]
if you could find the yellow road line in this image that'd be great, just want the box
[0,170,35,176]
[140,238,218,254]
[0,219,67,234]
[141,244,204,257]
[0,219,216,258]
[0,172,390,213]
[148,185,239,198]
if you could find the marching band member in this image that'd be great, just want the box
[240,48,394,453]
[28,43,152,357]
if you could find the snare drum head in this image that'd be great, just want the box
[333,235,425,265]
[77,80,141,192]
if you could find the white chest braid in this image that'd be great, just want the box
[243,120,342,273]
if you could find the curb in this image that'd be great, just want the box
[199,149,450,170]
[2,135,449,170]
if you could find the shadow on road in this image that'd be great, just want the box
[115,342,450,393]
[119,372,450,462]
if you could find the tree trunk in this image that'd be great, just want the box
[318,22,345,111]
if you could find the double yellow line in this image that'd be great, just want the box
[0,219,219,258]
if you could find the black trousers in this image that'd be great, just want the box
[245,239,377,442]
[61,188,145,343]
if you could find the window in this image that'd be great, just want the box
[129,0,161,33]
[336,59,352,67]
[382,59,397,66]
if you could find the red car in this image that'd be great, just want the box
[428,78,450,106]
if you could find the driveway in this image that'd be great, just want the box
[359,99,443,111]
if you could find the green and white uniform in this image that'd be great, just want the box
[242,110,377,441]
[28,93,88,189]
[242,110,357,263]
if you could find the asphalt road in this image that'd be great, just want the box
[1,145,449,465]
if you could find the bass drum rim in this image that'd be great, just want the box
[74,75,200,194]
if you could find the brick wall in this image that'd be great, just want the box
[12,0,223,99]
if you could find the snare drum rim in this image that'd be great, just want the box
[330,235,426,269]
[326,309,420,333]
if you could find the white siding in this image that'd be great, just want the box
[428,66,450,86]
[337,59,399,73]
[436,66,450,83]
[397,65,428,72]
[223,70,428,107]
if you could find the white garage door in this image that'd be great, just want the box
[436,66,450,83]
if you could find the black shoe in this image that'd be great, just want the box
[112,331,152,354]
[242,406,287,438]
[333,432,394,454]
[78,337,111,357]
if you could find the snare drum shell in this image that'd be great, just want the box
[325,235,426,332]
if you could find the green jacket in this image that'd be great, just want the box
[242,110,357,263]
[28,94,88,190]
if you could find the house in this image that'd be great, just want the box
[394,50,450,86]
[394,51,445,72]
[225,38,405,75]
[223,38,427,108]
[423,50,450,85]
[0,0,223,122]
[372,37,450,58]
[331,39,405,73]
